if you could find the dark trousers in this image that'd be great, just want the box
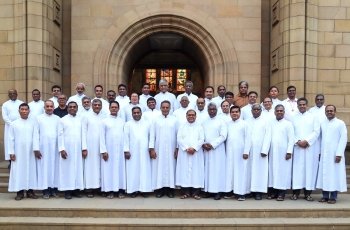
[43,187,58,195]
[17,189,33,195]
[65,189,81,195]
[159,187,174,193]
[181,187,201,196]
[268,187,286,198]
[322,191,338,200]
[293,188,312,196]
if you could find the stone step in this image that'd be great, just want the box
[0,173,9,183]
[0,217,349,229]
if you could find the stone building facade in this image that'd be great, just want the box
[0,0,349,159]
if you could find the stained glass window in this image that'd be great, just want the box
[176,69,187,92]
[161,69,173,89]
[145,69,157,91]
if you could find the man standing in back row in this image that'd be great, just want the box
[154,80,178,114]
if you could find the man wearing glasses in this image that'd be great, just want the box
[262,96,275,120]
[53,94,68,118]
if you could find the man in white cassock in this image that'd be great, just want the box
[266,104,294,201]
[91,85,109,115]
[261,96,275,121]
[282,86,298,121]
[176,109,204,200]
[195,98,209,125]
[33,100,60,198]
[82,99,106,197]
[241,91,258,120]
[149,100,178,198]
[67,83,86,113]
[58,101,84,199]
[107,90,116,103]
[202,102,227,200]
[204,86,215,110]
[291,98,320,201]
[2,89,23,167]
[28,89,44,120]
[246,104,270,200]
[154,80,178,113]
[139,83,152,109]
[317,105,347,204]
[116,84,130,110]
[122,92,146,122]
[8,103,38,200]
[80,96,92,117]
[143,97,161,123]
[124,106,152,198]
[309,94,326,122]
[218,101,231,122]
[49,85,61,108]
[100,101,126,199]
[224,106,250,201]
[173,96,190,125]
[176,81,198,110]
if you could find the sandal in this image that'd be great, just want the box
[266,195,277,200]
[26,192,38,199]
[318,198,328,202]
[290,194,298,200]
[276,196,284,201]
[118,192,125,199]
[51,193,59,198]
[15,194,24,201]
[180,194,190,199]
[43,194,50,199]
[107,193,114,199]
[192,194,201,200]
[86,192,94,198]
[304,195,314,202]
[327,199,336,204]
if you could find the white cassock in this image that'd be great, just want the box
[122,103,146,122]
[67,93,86,115]
[58,114,84,191]
[49,96,58,108]
[79,108,92,118]
[212,96,225,108]
[33,113,60,190]
[176,122,205,188]
[202,116,227,193]
[217,113,231,122]
[292,111,320,190]
[261,109,275,121]
[154,92,178,114]
[316,118,347,192]
[143,109,161,124]
[91,97,109,115]
[225,118,250,195]
[82,111,106,189]
[139,94,151,109]
[283,98,298,121]
[246,116,271,193]
[309,105,327,159]
[28,100,44,120]
[115,95,130,110]
[204,98,215,110]
[266,118,294,190]
[195,110,209,125]
[100,115,126,192]
[2,99,24,160]
[177,93,198,110]
[241,104,253,120]
[173,107,190,126]
[149,115,178,190]
[124,118,152,193]
[261,98,282,111]
[8,118,37,192]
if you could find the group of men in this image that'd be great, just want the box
[2,80,347,204]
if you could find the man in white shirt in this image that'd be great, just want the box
[213,85,226,107]
[204,86,215,108]
[123,92,146,122]
[195,98,209,124]
[173,96,190,125]
[92,85,109,115]
[107,90,116,103]
[115,84,130,109]
[139,83,152,109]
[143,97,161,123]
[309,94,326,122]
[2,89,23,168]
[67,83,86,113]
[80,96,92,116]
[241,91,258,120]
[262,96,275,120]
[154,80,178,113]
[28,89,44,120]
[176,81,198,110]
[49,85,61,108]
[283,85,298,121]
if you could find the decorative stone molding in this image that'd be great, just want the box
[272,1,280,27]
[271,48,279,72]
[53,49,61,72]
[53,0,61,27]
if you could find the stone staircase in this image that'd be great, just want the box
[0,161,350,229]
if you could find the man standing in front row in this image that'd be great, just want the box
[317,105,347,204]
[124,107,152,198]
[202,103,227,200]
[266,104,294,201]
[291,98,320,201]
[8,103,38,200]
[176,109,205,200]
[33,100,60,198]
[149,101,178,198]
[58,102,84,199]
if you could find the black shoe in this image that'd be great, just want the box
[245,193,253,198]
[156,191,164,198]
[65,192,72,199]
[167,192,174,198]
[141,192,149,198]
[255,195,262,200]
[214,193,221,200]
[130,192,138,198]
[72,191,82,198]
[202,192,211,198]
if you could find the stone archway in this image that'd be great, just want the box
[92,4,239,94]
